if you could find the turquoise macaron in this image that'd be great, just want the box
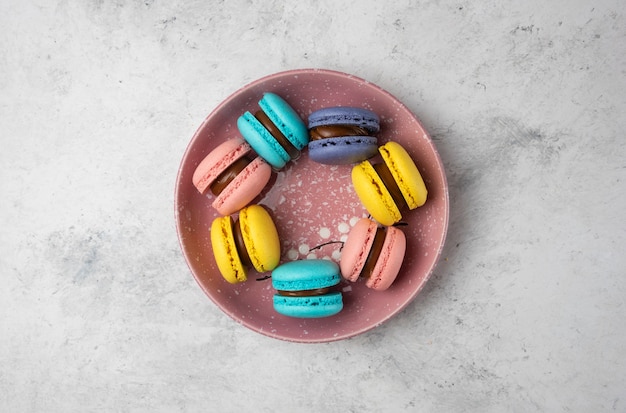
[272,259,344,318]
[237,93,309,169]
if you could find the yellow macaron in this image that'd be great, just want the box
[210,205,280,283]
[352,141,427,226]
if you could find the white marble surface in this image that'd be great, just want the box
[1,0,625,411]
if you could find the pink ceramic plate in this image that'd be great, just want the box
[175,69,448,343]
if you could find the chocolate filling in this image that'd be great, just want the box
[254,110,300,160]
[277,287,330,297]
[232,217,253,268]
[373,162,409,210]
[209,156,251,196]
[309,125,370,141]
[360,227,386,279]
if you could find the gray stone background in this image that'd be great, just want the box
[1,0,624,411]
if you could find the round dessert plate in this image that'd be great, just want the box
[175,69,448,343]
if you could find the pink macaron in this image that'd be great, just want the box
[340,218,406,291]
[192,137,272,215]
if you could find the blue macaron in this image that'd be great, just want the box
[272,259,343,318]
[237,93,309,169]
[307,107,380,165]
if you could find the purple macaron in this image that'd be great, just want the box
[307,107,380,165]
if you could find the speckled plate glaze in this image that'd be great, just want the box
[175,69,448,343]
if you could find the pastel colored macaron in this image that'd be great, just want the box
[307,107,380,164]
[272,259,343,318]
[340,218,406,291]
[237,92,309,169]
[211,205,280,284]
[352,141,427,226]
[192,137,272,216]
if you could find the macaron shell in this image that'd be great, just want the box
[308,136,378,165]
[271,259,341,291]
[237,111,289,169]
[339,218,378,282]
[239,205,280,273]
[259,92,309,150]
[273,292,343,318]
[308,106,380,133]
[192,137,251,194]
[210,216,247,284]
[351,160,402,226]
[212,156,272,216]
[379,141,428,209]
[365,225,406,291]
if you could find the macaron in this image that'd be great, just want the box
[307,107,380,164]
[351,141,427,226]
[237,92,309,169]
[211,205,280,284]
[272,259,343,318]
[192,137,272,216]
[340,218,406,291]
